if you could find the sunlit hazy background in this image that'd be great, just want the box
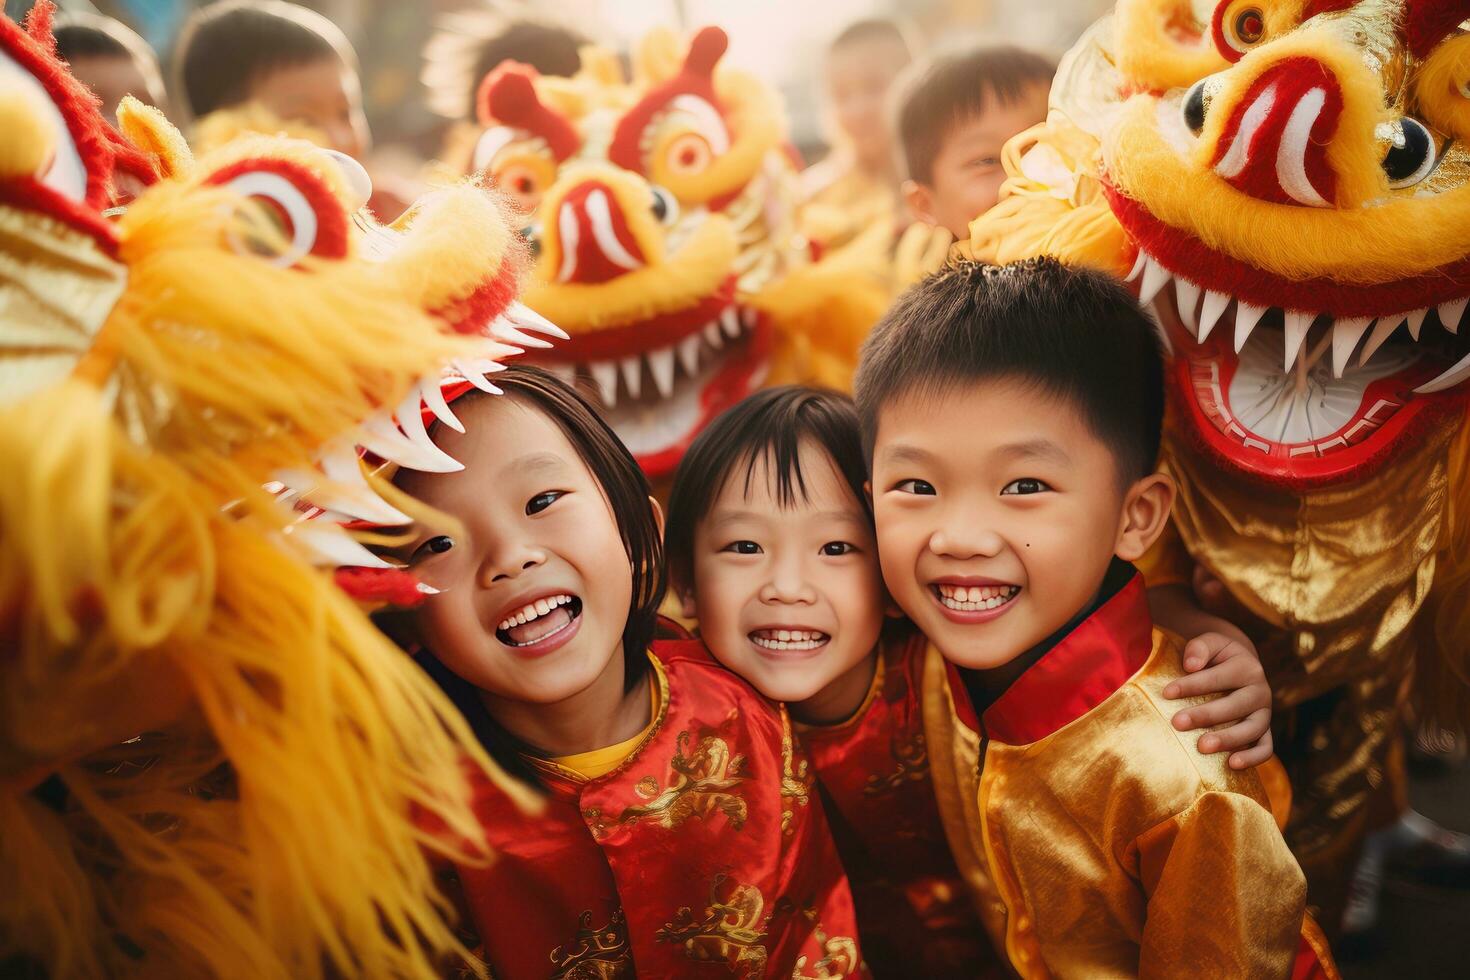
[4,0,1111,165]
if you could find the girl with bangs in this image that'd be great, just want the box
[386,367,863,979]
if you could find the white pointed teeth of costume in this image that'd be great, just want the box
[489,302,570,349]
[282,517,394,569]
[540,304,756,409]
[275,440,411,527]
[1132,248,1470,389]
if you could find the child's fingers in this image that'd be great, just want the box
[1171,688,1256,732]
[1196,708,1272,754]
[1228,730,1275,770]
[1164,654,1259,700]
[1181,632,1238,671]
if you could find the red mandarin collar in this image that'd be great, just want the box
[966,568,1154,746]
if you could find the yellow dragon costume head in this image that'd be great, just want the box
[968,0,1470,916]
[0,4,550,975]
[462,26,888,478]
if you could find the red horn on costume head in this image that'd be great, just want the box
[681,25,728,82]
[1401,0,1470,58]
[476,62,580,162]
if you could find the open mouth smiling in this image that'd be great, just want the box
[748,627,830,654]
[495,592,584,651]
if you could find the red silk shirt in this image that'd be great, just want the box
[452,641,864,979]
[799,630,1001,978]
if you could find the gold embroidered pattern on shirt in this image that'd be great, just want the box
[618,721,749,832]
[656,875,770,978]
[790,908,860,979]
[548,909,632,979]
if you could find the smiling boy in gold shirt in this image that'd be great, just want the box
[856,259,1336,978]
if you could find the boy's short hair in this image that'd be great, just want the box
[855,258,1164,484]
[422,14,587,120]
[895,44,1056,183]
[174,0,356,119]
[54,12,166,103]
[827,17,918,58]
[665,386,869,596]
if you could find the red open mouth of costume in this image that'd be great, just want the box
[1109,190,1470,489]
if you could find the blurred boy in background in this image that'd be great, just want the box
[172,0,416,218]
[54,10,167,125]
[896,44,1054,240]
[800,17,916,250]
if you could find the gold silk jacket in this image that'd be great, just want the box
[921,566,1336,979]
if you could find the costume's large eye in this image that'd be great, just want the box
[1382,117,1438,188]
[1213,1,1269,62]
[0,50,87,202]
[665,132,714,177]
[221,171,322,267]
[1230,7,1265,46]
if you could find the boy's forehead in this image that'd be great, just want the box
[873,378,1097,456]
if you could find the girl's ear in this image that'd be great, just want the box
[678,589,698,621]
[649,495,666,539]
[1114,472,1176,562]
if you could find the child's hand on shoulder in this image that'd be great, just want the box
[1163,632,1273,771]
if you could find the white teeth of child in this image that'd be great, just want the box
[497,594,573,632]
[750,629,828,651]
[565,308,750,408]
[935,584,1019,611]
[1129,248,1470,384]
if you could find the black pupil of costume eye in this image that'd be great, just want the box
[651,191,668,220]
[1382,119,1432,182]
[1235,9,1264,43]
[1183,81,1207,135]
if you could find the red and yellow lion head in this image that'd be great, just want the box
[1107,0,1470,486]
[466,26,884,478]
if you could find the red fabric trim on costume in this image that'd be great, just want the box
[1106,188,1470,316]
[536,278,737,361]
[982,573,1154,745]
[433,254,521,335]
[1402,0,1470,58]
[1210,57,1340,207]
[205,158,351,260]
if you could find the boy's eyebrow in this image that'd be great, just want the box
[996,438,1071,466]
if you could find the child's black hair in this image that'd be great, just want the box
[827,17,917,58]
[423,15,587,121]
[894,44,1056,183]
[854,257,1165,485]
[665,386,869,599]
[173,0,355,119]
[53,12,166,105]
[395,366,665,788]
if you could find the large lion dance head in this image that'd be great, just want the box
[1107,0,1470,487]
[465,26,885,478]
[0,4,550,975]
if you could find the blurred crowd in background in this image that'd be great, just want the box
[0,0,1108,230]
